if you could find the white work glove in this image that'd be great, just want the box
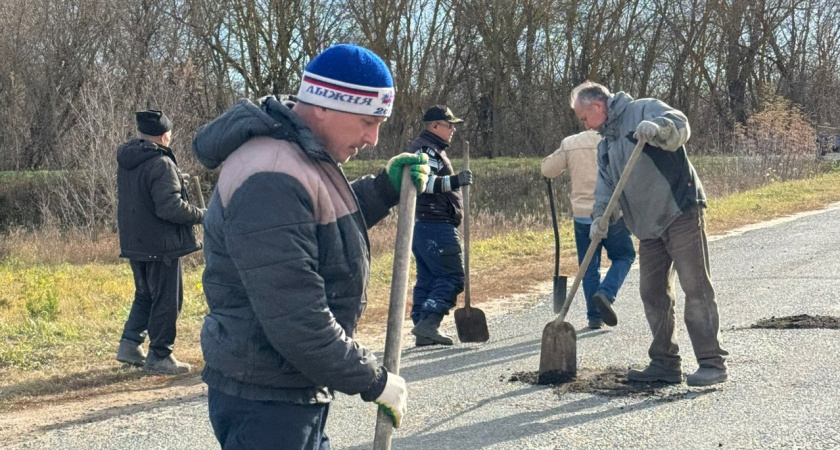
[634,120,660,142]
[375,371,407,428]
[590,217,608,241]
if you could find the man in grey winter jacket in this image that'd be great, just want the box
[571,81,728,387]
[116,109,204,375]
[194,44,429,449]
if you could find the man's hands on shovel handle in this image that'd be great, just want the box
[375,371,407,428]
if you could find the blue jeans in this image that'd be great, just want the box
[573,218,636,320]
[411,222,465,324]
[208,388,330,450]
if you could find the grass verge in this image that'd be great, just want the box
[2,167,840,410]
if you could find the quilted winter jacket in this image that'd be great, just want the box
[593,92,705,240]
[116,139,204,261]
[541,130,601,218]
[193,96,398,403]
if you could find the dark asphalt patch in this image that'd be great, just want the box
[751,314,840,329]
[509,367,680,397]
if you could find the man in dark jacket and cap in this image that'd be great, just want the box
[115,109,205,375]
[408,105,473,346]
[193,44,429,448]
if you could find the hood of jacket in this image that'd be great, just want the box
[193,96,330,170]
[117,139,173,170]
[600,92,633,141]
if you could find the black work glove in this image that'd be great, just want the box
[450,169,473,189]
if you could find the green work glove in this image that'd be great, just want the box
[375,371,407,428]
[386,153,429,194]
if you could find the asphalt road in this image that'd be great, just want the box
[11,205,840,449]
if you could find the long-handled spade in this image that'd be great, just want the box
[373,167,417,450]
[454,141,489,343]
[538,139,646,384]
[545,177,567,313]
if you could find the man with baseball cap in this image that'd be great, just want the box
[406,105,473,346]
[193,44,429,448]
[116,109,204,375]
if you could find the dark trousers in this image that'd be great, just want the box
[208,388,330,450]
[121,258,183,358]
[638,205,728,371]
[411,221,465,324]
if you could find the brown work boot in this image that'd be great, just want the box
[627,364,682,383]
[411,313,454,346]
[116,339,146,367]
[144,353,191,374]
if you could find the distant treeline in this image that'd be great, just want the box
[0,0,838,174]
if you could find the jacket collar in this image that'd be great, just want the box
[600,91,633,140]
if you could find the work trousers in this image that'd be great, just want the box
[208,388,330,450]
[121,258,183,358]
[411,221,464,324]
[638,205,728,371]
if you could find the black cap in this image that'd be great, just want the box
[136,110,172,136]
[423,105,464,124]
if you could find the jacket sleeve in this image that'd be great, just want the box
[352,169,399,229]
[148,158,204,225]
[643,99,691,151]
[541,141,569,178]
[225,173,379,395]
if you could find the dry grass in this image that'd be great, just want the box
[2,160,840,411]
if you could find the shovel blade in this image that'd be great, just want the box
[538,320,577,384]
[552,276,567,313]
[454,306,490,343]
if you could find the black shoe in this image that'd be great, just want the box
[415,336,436,347]
[593,292,617,327]
[588,319,604,330]
[116,339,146,367]
[627,364,682,383]
[411,313,455,346]
[144,353,191,374]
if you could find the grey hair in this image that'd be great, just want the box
[569,81,612,108]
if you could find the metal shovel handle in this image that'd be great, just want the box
[555,139,646,323]
[463,141,471,310]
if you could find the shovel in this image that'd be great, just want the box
[545,177,567,313]
[538,139,646,384]
[373,167,417,450]
[192,177,206,209]
[454,141,490,343]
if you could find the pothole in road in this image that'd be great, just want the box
[751,314,840,329]
[508,367,683,398]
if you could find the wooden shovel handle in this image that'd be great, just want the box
[555,139,646,323]
[463,141,471,309]
[373,167,416,449]
[193,177,206,209]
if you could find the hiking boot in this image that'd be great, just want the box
[415,336,436,347]
[593,292,617,326]
[627,364,682,383]
[116,339,146,367]
[411,313,454,346]
[687,366,727,386]
[588,319,603,330]
[144,353,191,375]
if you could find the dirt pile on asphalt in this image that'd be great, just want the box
[509,367,681,397]
[751,314,840,329]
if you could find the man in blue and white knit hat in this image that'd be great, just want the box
[194,44,429,449]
